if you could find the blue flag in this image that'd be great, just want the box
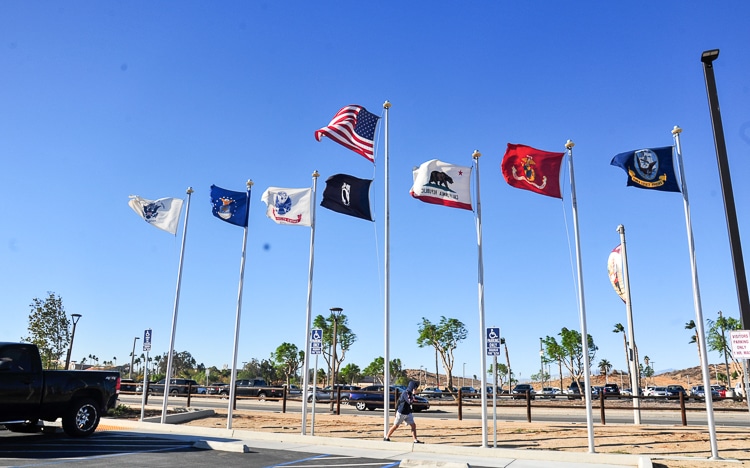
[610,146,681,193]
[210,185,249,227]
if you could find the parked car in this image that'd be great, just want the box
[323,384,361,402]
[206,382,229,396]
[150,378,204,396]
[539,387,561,398]
[135,381,157,394]
[306,386,331,403]
[690,385,720,401]
[283,384,302,395]
[511,384,536,400]
[734,382,746,397]
[711,385,727,399]
[602,383,620,397]
[460,386,479,398]
[119,378,138,393]
[644,386,669,398]
[567,381,585,400]
[666,384,687,398]
[420,387,444,399]
[347,385,430,412]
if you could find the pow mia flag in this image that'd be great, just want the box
[321,173,373,221]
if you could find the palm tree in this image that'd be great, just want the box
[613,323,629,376]
[685,320,702,364]
[598,359,612,384]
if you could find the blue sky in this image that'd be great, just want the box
[2,2,749,385]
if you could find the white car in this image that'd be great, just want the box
[644,386,669,397]
[539,387,561,398]
[733,382,745,397]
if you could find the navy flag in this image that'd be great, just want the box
[210,185,249,227]
[610,146,681,193]
[321,174,373,221]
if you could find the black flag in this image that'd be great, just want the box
[321,174,373,221]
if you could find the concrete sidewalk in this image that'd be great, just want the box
[100,417,653,468]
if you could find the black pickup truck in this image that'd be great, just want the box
[0,342,120,437]
[234,378,285,401]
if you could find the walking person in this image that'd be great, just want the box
[385,381,422,443]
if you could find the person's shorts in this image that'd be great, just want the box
[393,411,415,426]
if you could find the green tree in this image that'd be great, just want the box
[707,311,743,390]
[487,362,510,390]
[339,363,361,385]
[612,323,630,376]
[313,312,357,387]
[598,359,612,384]
[546,327,597,385]
[155,351,196,378]
[416,316,467,397]
[542,336,565,391]
[685,319,702,365]
[22,292,71,369]
[362,357,405,384]
[272,342,304,387]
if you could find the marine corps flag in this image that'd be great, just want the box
[320,174,373,221]
[501,143,564,199]
[610,146,681,193]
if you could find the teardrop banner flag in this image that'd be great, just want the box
[607,245,627,303]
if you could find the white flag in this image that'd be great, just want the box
[410,159,473,210]
[128,195,184,234]
[261,187,313,227]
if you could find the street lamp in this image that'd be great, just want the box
[64,314,82,370]
[462,363,466,388]
[329,307,343,413]
[130,336,140,379]
[539,337,544,388]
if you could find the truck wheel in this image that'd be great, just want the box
[62,398,100,437]
[258,392,267,402]
[170,389,179,397]
[4,420,41,433]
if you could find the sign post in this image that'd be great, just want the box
[309,329,322,435]
[486,327,500,447]
[140,329,152,421]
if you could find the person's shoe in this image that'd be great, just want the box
[384,437,390,442]
[413,440,423,444]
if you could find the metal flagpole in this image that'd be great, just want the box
[382,100,391,438]
[565,140,595,453]
[672,126,719,458]
[301,171,319,435]
[472,150,488,447]
[161,187,193,424]
[227,180,253,430]
[616,225,641,424]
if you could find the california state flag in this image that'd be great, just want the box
[410,159,472,210]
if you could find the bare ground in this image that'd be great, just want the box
[161,407,750,468]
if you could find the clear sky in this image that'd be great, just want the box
[2,1,749,385]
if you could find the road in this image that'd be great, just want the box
[117,393,750,428]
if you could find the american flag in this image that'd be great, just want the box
[314,105,380,162]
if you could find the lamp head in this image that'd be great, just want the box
[71,313,82,324]
[701,49,719,64]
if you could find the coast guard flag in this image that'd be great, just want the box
[314,105,380,163]
[210,185,249,227]
[610,146,681,193]
[321,174,373,221]
[501,143,565,199]
[128,195,183,235]
[261,187,313,226]
[410,159,473,210]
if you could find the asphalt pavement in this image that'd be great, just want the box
[98,416,654,468]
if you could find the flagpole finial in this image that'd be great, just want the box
[312,170,320,178]
[383,100,391,109]
[186,187,194,194]
[617,224,625,234]
[672,125,682,135]
[472,150,481,159]
[565,140,575,150]
[246,180,254,189]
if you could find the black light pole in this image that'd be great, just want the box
[700,49,750,331]
[130,336,140,379]
[64,313,82,370]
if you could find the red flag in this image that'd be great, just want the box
[501,143,564,199]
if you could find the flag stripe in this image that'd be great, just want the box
[410,159,473,211]
[315,105,379,162]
